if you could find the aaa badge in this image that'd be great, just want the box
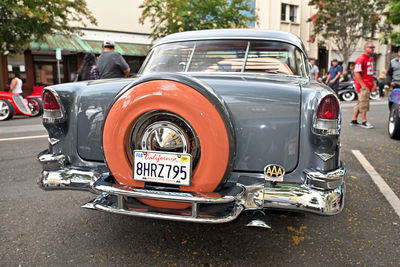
[264,164,285,182]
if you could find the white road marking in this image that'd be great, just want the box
[0,135,48,142]
[0,124,45,134]
[352,150,400,218]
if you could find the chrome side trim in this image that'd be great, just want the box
[12,95,30,114]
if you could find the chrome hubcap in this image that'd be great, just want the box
[142,122,189,152]
[130,111,201,168]
[29,100,39,116]
[0,101,9,119]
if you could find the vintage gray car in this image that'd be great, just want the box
[38,29,345,228]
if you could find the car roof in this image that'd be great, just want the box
[154,29,307,55]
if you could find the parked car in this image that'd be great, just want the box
[331,79,379,102]
[388,88,400,139]
[0,87,44,120]
[37,29,346,227]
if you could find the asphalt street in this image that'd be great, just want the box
[0,100,399,266]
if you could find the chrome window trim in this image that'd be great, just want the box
[142,38,309,78]
[154,37,306,56]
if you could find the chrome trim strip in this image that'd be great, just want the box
[154,37,306,56]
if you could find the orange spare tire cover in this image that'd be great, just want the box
[102,79,233,208]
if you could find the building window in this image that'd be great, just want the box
[281,3,298,23]
[281,4,287,21]
[289,5,297,22]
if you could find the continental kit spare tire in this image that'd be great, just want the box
[102,74,235,208]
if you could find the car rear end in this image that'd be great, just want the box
[37,29,345,225]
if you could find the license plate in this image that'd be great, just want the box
[133,150,191,186]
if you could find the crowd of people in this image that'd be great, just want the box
[310,44,400,129]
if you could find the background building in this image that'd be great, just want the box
[1,0,399,93]
[2,0,153,94]
[254,0,399,77]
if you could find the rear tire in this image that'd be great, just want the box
[388,104,400,140]
[341,91,356,102]
[0,99,14,121]
[28,97,43,117]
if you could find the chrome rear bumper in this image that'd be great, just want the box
[37,151,346,223]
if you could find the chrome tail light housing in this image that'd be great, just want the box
[313,95,341,135]
[42,88,64,123]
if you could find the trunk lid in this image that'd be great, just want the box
[195,75,301,173]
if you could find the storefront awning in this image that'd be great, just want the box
[29,35,150,56]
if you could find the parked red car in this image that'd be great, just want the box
[0,86,44,120]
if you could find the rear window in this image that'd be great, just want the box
[140,40,307,77]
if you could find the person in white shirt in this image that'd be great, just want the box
[310,58,319,81]
[9,71,23,94]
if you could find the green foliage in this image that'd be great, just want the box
[385,0,400,44]
[0,0,97,54]
[308,0,391,67]
[139,0,256,41]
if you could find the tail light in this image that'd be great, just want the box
[43,89,63,122]
[313,95,340,135]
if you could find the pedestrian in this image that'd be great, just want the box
[386,49,400,90]
[310,58,319,81]
[325,59,342,94]
[76,53,99,81]
[9,71,23,94]
[349,42,377,129]
[377,69,386,98]
[339,70,352,83]
[96,40,130,79]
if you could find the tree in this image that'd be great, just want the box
[308,0,391,70]
[385,0,400,44]
[139,0,256,41]
[0,0,97,54]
